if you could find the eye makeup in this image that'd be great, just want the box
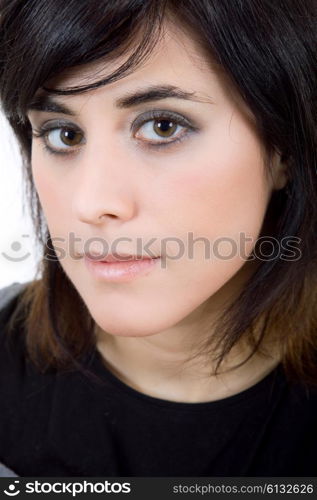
[31,108,201,156]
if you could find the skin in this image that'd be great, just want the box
[28,24,288,402]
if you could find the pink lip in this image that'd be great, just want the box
[85,253,150,263]
[84,255,161,282]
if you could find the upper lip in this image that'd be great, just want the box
[84,252,159,262]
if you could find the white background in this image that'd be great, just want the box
[0,110,40,289]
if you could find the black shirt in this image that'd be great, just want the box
[0,289,316,477]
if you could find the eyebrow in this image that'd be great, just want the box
[27,85,208,115]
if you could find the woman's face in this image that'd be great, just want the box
[28,25,287,338]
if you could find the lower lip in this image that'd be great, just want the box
[84,256,161,282]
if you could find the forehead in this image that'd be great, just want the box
[44,23,222,100]
[32,21,251,125]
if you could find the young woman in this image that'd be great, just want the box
[0,0,316,477]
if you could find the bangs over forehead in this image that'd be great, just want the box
[1,0,175,119]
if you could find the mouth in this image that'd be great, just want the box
[84,252,160,263]
[83,253,161,282]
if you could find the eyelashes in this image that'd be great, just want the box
[32,123,84,156]
[31,109,200,156]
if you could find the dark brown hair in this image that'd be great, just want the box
[0,0,316,384]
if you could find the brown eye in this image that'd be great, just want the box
[59,129,83,146]
[45,127,84,150]
[135,118,184,143]
[153,120,178,138]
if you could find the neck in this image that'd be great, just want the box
[95,318,280,403]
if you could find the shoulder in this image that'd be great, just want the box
[0,281,29,339]
[0,281,33,367]
[0,281,28,310]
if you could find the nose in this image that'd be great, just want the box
[71,147,137,225]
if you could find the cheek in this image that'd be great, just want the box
[32,155,69,222]
[145,129,271,327]
[31,155,74,263]
[161,119,271,252]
